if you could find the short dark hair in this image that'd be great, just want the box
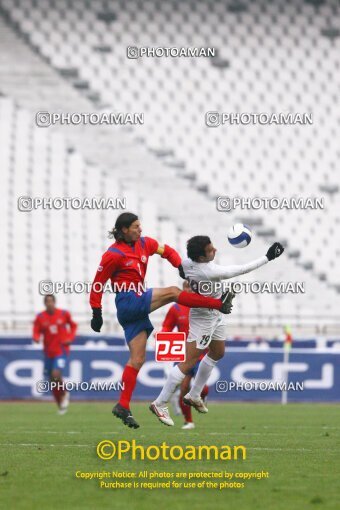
[108,212,139,240]
[44,294,55,304]
[187,236,211,262]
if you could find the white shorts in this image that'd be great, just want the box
[187,313,228,349]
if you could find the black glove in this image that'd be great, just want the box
[266,242,284,261]
[91,308,103,332]
[178,264,186,279]
[220,289,235,314]
[225,303,233,314]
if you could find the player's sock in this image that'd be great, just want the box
[52,387,62,405]
[190,355,217,400]
[154,365,186,406]
[51,379,65,406]
[177,291,222,310]
[201,384,209,400]
[119,365,139,409]
[179,396,193,423]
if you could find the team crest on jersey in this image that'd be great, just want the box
[141,255,147,263]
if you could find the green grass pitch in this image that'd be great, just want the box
[0,402,339,510]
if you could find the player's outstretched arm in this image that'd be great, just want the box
[146,237,184,278]
[90,251,119,333]
[207,242,284,280]
[156,244,181,268]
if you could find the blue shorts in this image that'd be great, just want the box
[115,289,154,343]
[44,354,68,377]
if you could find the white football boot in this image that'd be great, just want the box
[149,402,174,426]
[58,391,70,415]
[183,393,208,413]
[182,422,195,430]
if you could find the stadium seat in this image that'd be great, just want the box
[0,0,339,336]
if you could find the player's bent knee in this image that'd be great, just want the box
[168,286,181,300]
[180,359,197,373]
[208,354,224,361]
[208,351,224,361]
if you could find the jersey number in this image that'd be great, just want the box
[199,334,210,347]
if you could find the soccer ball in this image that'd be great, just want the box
[227,223,252,248]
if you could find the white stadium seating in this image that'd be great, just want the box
[0,0,339,337]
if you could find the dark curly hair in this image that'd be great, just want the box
[108,212,139,240]
[187,235,211,262]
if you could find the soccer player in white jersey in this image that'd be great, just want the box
[149,235,284,426]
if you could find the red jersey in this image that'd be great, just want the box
[161,304,207,360]
[161,304,189,337]
[33,308,77,358]
[90,236,160,308]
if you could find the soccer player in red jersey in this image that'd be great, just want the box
[33,295,77,414]
[89,212,232,428]
[161,281,209,429]
[161,284,190,337]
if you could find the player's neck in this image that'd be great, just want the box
[118,239,135,247]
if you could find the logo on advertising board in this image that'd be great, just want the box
[155,332,186,362]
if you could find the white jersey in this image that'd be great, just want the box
[182,255,268,296]
[181,255,268,326]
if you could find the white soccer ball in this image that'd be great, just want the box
[227,223,252,248]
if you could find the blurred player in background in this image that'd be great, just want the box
[33,295,77,415]
[160,280,209,430]
[150,237,284,426]
[90,212,233,429]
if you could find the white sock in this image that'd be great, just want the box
[189,355,217,400]
[155,365,186,406]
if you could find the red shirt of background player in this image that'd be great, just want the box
[33,309,77,358]
[161,303,189,337]
[161,304,207,360]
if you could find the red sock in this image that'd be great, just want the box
[51,386,65,406]
[201,385,209,399]
[179,396,192,423]
[52,387,61,405]
[119,365,139,409]
[177,291,222,310]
